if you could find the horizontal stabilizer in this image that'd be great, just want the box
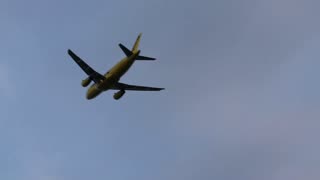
[112,82,164,91]
[119,43,132,57]
[136,55,156,60]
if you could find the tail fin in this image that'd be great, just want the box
[118,33,156,60]
[132,33,142,52]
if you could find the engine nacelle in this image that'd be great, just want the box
[81,77,91,87]
[113,90,125,100]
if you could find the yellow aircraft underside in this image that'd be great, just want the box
[86,51,139,99]
[68,33,163,100]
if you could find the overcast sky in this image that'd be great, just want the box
[0,0,320,180]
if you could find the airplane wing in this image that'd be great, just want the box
[112,82,164,91]
[67,49,105,83]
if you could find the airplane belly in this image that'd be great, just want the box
[119,63,134,78]
[97,74,118,90]
[109,58,135,79]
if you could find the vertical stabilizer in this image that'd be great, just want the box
[132,33,142,52]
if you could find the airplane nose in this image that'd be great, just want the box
[86,93,93,100]
[86,86,101,100]
[86,90,95,100]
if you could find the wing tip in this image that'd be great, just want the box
[67,49,74,55]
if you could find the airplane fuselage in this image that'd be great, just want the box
[86,51,140,99]
[67,33,162,100]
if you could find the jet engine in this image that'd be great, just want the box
[81,77,91,87]
[113,90,125,100]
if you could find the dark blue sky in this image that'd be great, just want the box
[0,0,320,179]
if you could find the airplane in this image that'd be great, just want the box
[67,33,164,100]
